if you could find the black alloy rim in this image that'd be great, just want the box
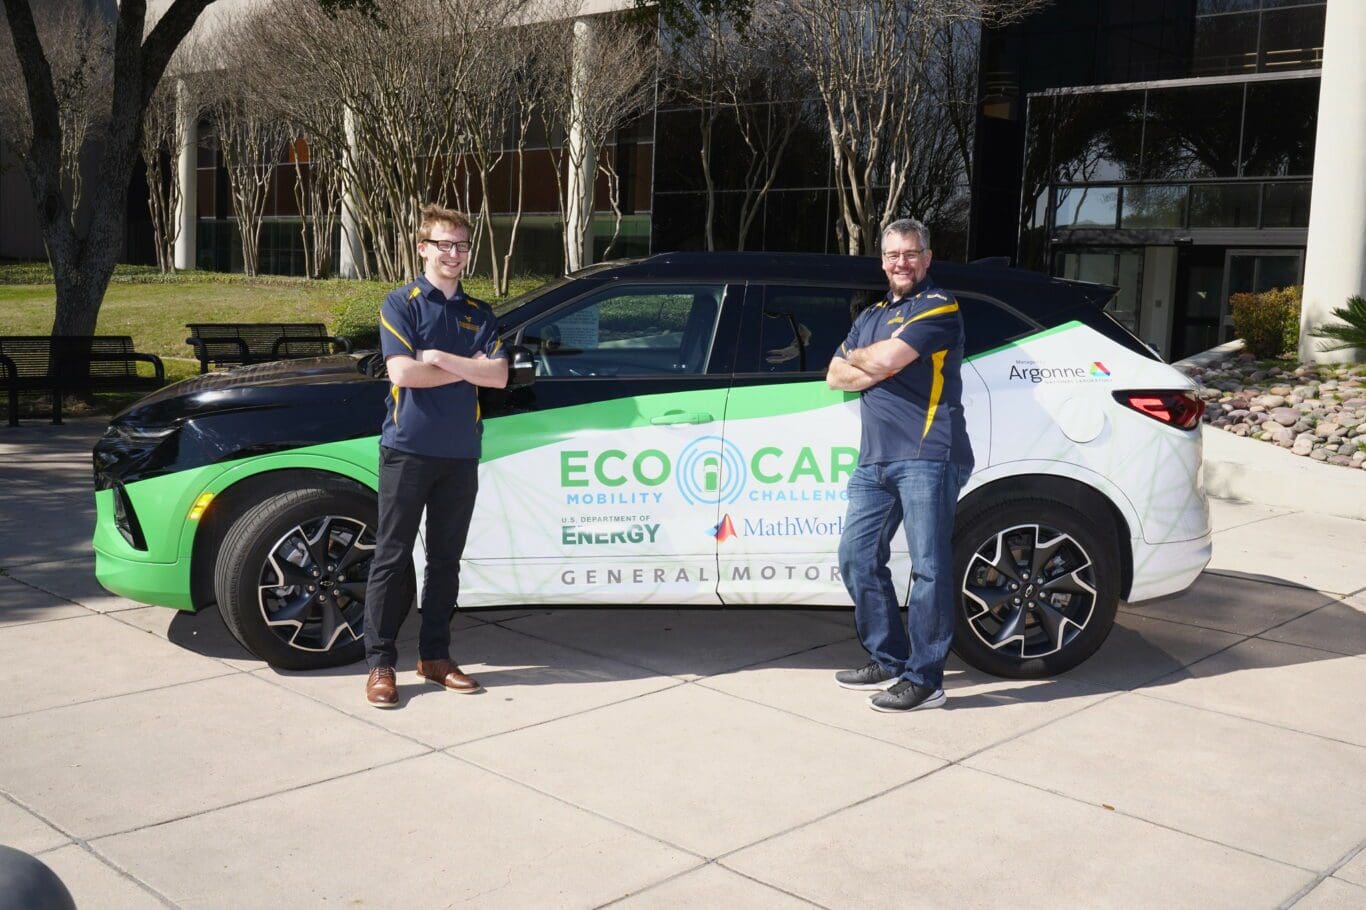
[258,515,372,652]
[961,523,1097,660]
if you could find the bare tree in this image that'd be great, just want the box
[540,11,655,271]
[198,22,287,278]
[140,75,186,274]
[0,4,113,231]
[783,0,1047,255]
[453,3,542,295]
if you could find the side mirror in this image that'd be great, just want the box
[508,344,536,388]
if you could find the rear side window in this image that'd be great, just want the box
[755,286,882,374]
[955,293,1037,358]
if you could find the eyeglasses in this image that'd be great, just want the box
[421,239,472,254]
[882,249,925,263]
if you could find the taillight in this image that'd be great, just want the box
[1112,390,1205,430]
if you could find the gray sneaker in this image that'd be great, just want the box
[869,680,946,713]
[834,661,898,690]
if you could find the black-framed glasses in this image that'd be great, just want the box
[881,249,925,263]
[421,239,472,254]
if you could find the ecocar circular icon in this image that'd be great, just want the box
[92,252,1212,677]
[675,436,747,505]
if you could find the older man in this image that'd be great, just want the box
[826,218,974,712]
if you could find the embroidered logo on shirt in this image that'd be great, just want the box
[458,319,480,331]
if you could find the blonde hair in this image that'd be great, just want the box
[417,203,473,241]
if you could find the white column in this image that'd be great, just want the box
[338,106,363,279]
[1299,0,1366,363]
[565,16,596,273]
[173,79,197,271]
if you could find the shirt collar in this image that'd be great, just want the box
[415,274,464,304]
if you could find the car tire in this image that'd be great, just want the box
[214,486,376,670]
[951,497,1120,679]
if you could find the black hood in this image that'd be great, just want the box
[96,354,390,489]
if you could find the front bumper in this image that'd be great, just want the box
[1127,530,1214,603]
[93,546,194,610]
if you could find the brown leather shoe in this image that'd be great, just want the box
[416,658,481,693]
[366,666,399,708]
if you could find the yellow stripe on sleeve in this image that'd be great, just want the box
[407,285,421,299]
[907,302,959,324]
[921,350,948,442]
[390,385,401,427]
[379,310,414,352]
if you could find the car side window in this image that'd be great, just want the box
[955,292,1036,358]
[522,284,725,377]
[757,286,882,374]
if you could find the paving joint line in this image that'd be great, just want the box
[0,668,240,722]
[594,861,830,910]
[88,751,426,844]
[1119,598,1336,637]
[1,788,181,909]
[1208,506,1298,534]
[436,749,707,861]
[963,763,1320,876]
[1132,687,1366,750]
[1281,839,1366,908]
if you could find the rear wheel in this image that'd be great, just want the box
[214,486,376,670]
[952,497,1120,679]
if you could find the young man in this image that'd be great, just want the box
[826,218,974,712]
[363,204,508,708]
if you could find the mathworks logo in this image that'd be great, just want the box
[1090,361,1111,377]
[710,513,738,542]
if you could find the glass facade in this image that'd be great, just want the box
[1020,74,1319,267]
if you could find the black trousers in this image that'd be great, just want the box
[364,446,479,669]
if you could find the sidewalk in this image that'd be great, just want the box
[1,418,1363,909]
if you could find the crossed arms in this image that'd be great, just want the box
[387,349,508,389]
[826,324,921,391]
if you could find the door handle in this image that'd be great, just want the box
[649,410,714,425]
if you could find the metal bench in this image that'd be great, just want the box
[185,323,352,373]
[0,336,165,427]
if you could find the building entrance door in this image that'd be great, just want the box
[1172,247,1226,360]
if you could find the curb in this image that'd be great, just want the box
[1202,425,1366,521]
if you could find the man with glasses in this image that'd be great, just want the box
[363,204,508,708]
[826,218,974,712]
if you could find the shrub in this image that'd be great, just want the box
[1230,285,1301,358]
[1309,295,1366,354]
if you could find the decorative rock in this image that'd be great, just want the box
[1328,455,1353,466]
[1255,394,1286,408]
[1292,435,1315,456]
[1227,397,1250,410]
[1230,424,1250,436]
[1315,422,1341,439]
[1271,407,1299,426]
[1272,426,1296,445]
[1338,442,1357,456]
[1294,420,1312,433]
[1269,384,1292,395]
[1310,448,1330,461]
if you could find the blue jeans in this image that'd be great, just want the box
[838,459,971,690]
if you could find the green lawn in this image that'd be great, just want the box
[0,267,550,418]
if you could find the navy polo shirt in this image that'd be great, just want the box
[837,275,974,469]
[378,276,506,459]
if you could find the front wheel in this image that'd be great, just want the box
[952,497,1120,679]
[214,486,376,670]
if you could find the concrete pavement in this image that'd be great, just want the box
[1,418,1363,909]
